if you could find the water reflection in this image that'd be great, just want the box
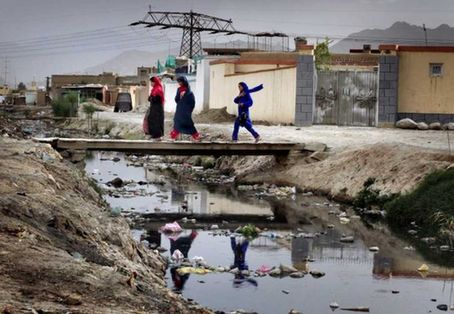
[85,151,273,216]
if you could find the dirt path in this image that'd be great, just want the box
[93,111,451,153]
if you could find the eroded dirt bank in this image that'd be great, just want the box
[0,136,211,313]
[218,144,454,200]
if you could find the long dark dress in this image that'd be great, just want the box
[147,95,164,138]
[173,90,197,135]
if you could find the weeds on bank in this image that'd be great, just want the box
[384,168,454,237]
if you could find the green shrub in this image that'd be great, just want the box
[353,177,396,209]
[51,92,79,117]
[385,169,454,237]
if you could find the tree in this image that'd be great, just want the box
[17,82,26,90]
[314,37,331,71]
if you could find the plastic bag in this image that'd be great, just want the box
[160,221,182,233]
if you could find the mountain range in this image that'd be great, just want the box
[331,21,454,52]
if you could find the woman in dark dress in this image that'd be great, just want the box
[147,76,165,140]
[170,76,200,141]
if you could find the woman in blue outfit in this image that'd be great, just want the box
[170,76,200,141]
[232,82,263,143]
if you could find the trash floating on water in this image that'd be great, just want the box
[340,307,370,312]
[368,246,379,252]
[417,264,429,272]
[330,302,340,310]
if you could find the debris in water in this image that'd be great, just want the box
[282,290,290,294]
[329,302,339,310]
[340,307,370,312]
[340,236,354,243]
[368,246,379,252]
[310,270,326,278]
[436,304,448,311]
[417,264,429,272]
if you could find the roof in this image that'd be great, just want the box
[379,44,454,53]
[203,48,261,56]
[61,84,105,89]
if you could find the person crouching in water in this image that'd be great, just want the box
[147,76,165,140]
[170,76,201,142]
[232,82,263,143]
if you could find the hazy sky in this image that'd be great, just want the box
[1,0,453,85]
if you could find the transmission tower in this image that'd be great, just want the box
[130,10,247,59]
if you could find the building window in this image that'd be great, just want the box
[430,63,443,77]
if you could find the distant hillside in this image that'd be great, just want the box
[332,22,454,52]
[84,48,179,75]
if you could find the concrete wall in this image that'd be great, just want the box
[398,51,454,114]
[163,76,204,114]
[209,63,297,124]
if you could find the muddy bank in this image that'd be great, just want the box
[0,137,211,313]
[218,144,454,200]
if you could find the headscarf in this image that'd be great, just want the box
[150,76,165,105]
[177,76,190,94]
[239,82,263,95]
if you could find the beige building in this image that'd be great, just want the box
[209,52,299,124]
[379,45,454,124]
[0,85,11,96]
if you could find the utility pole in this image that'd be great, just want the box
[423,24,428,46]
[130,10,248,59]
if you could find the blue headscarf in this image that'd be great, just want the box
[239,82,263,95]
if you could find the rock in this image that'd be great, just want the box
[280,264,298,274]
[289,309,302,314]
[282,290,290,294]
[112,157,121,162]
[108,177,124,188]
[229,268,240,275]
[327,224,335,229]
[329,302,340,310]
[436,304,448,311]
[417,122,429,130]
[340,307,370,312]
[429,122,442,130]
[443,122,454,130]
[289,272,304,278]
[408,229,418,235]
[392,290,400,294]
[369,246,380,252]
[65,293,82,306]
[310,270,325,278]
[156,246,168,253]
[269,268,282,277]
[201,156,216,169]
[210,224,219,230]
[110,207,122,217]
[440,245,450,251]
[396,118,418,129]
[340,236,354,243]
[309,151,329,161]
[431,299,437,302]
[421,237,436,244]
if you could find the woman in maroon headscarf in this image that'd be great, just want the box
[147,76,165,140]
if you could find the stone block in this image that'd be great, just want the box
[302,87,313,96]
[385,72,397,81]
[380,64,390,73]
[385,89,397,97]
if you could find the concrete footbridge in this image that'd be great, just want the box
[34,138,326,157]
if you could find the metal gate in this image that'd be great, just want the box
[315,71,378,126]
